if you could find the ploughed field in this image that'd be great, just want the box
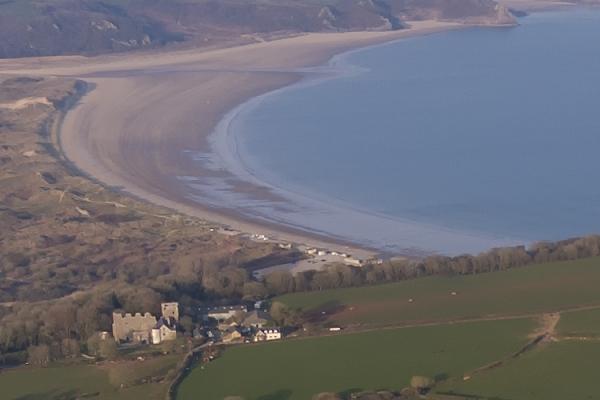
[278,257,600,328]
[176,318,533,400]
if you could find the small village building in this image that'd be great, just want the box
[151,317,177,345]
[218,319,239,332]
[254,328,282,342]
[201,305,248,321]
[242,310,272,329]
[222,328,243,344]
[343,257,363,267]
[205,328,221,340]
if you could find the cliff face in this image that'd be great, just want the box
[389,0,516,25]
[0,0,184,58]
[0,0,516,59]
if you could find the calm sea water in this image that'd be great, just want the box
[218,9,600,254]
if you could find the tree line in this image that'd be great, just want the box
[252,234,600,296]
[1,234,599,365]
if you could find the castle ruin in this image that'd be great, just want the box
[112,303,179,344]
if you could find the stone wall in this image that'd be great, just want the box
[112,312,157,342]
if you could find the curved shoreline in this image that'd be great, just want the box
[206,38,518,256]
[0,20,517,258]
[214,7,600,256]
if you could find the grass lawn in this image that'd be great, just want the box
[278,257,600,327]
[0,355,180,400]
[437,341,600,400]
[557,307,600,337]
[176,318,533,400]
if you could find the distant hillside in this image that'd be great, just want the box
[0,0,516,58]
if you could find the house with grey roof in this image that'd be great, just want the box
[242,310,272,329]
[200,305,248,321]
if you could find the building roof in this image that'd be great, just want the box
[258,328,280,334]
[154,316,176,330]
[242,310,272,326]
[200,305,247,314]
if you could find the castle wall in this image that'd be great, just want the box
[112,312,157,342]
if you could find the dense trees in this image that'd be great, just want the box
[2,234,600,365]
[269,302,300,326]
[86,333,118,360]
[27,345,50,367]
[256,235,600,295]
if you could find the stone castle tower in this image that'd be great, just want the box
[161,302,179,321]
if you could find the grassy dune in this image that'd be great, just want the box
[176,318,533,400]
[278,257,600,327]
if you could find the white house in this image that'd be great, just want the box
[343,257,363,267]
[254,328,282,342]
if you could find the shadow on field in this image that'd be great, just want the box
[339,388,364,398]
[304,301,345,323]
[435,372,449,382]
[257,389,293,400]
[16,389,94,400]
[436,391,514,400]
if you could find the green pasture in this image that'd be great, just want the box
[557,307,600,337]
[438,341,600,400]
[0,355,179,400]
[278,257,600,327]
[177,318,533,400]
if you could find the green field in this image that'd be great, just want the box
[177,318,533,400]
[0,355,179,400]
[557,307,600,337]
[278,257,600,327]
[438,341,600,399]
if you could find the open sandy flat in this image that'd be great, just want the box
[0,21,462,256]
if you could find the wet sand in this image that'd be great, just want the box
[0,21,479,257]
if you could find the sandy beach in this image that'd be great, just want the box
[0,20,510,257]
